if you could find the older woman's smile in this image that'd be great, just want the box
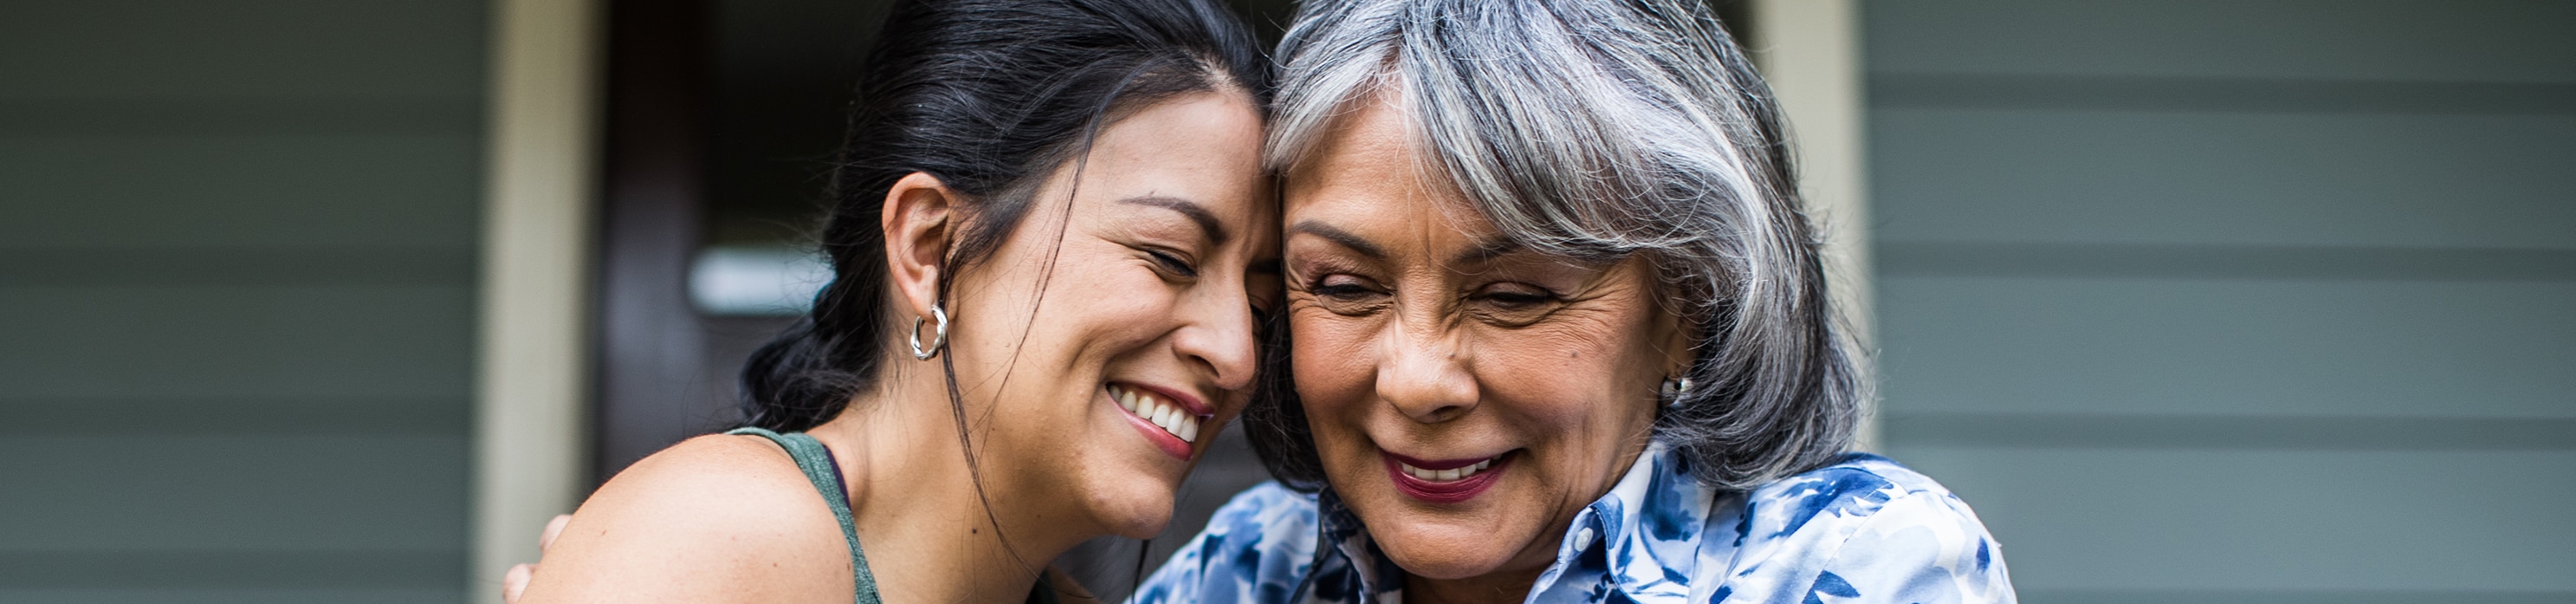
[1382,450,1511,503]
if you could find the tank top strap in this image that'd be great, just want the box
[727,426,883,604]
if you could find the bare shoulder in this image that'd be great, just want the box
[516,433,854,604]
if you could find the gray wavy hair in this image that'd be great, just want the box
[1240,0,1863,490]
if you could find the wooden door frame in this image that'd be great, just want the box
[470,0,603,599]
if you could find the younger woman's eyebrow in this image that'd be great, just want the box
[1118,196,1226,243]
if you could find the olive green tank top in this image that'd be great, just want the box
[727,427,1064,604]
[728,427,883,604]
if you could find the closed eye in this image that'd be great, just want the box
[1469,283,1563,326]
[1145,249,1199,279]
[1476,287,1555,308]
[1310,276,1377,301]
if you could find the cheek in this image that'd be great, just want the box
[1288,308,1379,421]
[1479,325,1620,396]
[1278,310,1381,457]
[1053,244,1169,315]
[985,245,1168,377]
[1474,320,1664,438]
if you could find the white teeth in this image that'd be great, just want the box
[1110,384,1203,445]
[1397,455,1503,483]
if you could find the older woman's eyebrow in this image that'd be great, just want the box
[1286,221,1386,259]
[1118,196,1227,243]
[1448,237,1524,267]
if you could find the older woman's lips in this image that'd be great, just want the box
[1382,451,1509,503]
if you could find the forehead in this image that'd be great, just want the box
[1073,92,1275,226]
[1280,94,1498,247]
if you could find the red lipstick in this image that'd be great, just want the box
[1382,451,1509,503]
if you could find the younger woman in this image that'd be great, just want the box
[513,0,1278,601]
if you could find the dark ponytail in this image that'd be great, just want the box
[739,0,1272,432]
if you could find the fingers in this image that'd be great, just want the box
[503,563,537,603]
[508,514,571,603]
[540,514,571,552]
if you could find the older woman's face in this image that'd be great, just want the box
[1281,94,1691,581]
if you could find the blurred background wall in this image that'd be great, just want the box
[1863,2,2576,601]
[2,1,489,602]
[1,1,2569,602]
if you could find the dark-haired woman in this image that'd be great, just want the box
[510,0,1276,602]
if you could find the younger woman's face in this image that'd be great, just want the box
[942,91,1279,539]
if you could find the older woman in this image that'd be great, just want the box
[1136,0,2013,602]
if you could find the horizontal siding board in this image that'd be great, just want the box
[0,285,474,399]
[0,98,482,137]
[1880,448,2576,592]
[1868,109,2576,249]
[2010,590,2576,604]
[0,396,466,436]
[1874,75,2576,115]
[0,0,486,98]
[1863,0,2576,83]
[1875,277,2576,418]
[0,247,474,286]
[0,588,461,604]
[1878,243,2576,282]
[1884,413,2576,451]
[0,436,467,550]
[0,135,482,248]
[0,550,462,589]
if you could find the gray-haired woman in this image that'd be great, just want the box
[1133,0,2014,602]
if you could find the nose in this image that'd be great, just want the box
[1170,284,1259,393]
[1375,316,1478,424]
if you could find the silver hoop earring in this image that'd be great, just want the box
[1659,376,1693,405]
[909,304,948,360]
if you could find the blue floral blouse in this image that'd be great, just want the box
[1131,445,2015,604]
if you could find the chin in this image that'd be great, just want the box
[1095,494,1175,539]
[1076,465,1181,539]
[1370,519,1527,579]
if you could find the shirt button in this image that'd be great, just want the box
[1574,527,1596,551]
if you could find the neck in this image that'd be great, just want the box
[1403,568,1544,604]
[803,364,1094,603]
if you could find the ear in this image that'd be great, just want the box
[881,172,959,319]
[1650,282,1701,382]
[1660,319,1699,381]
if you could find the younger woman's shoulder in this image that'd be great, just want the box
[515,433,851,602]
[585,432,845,527]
